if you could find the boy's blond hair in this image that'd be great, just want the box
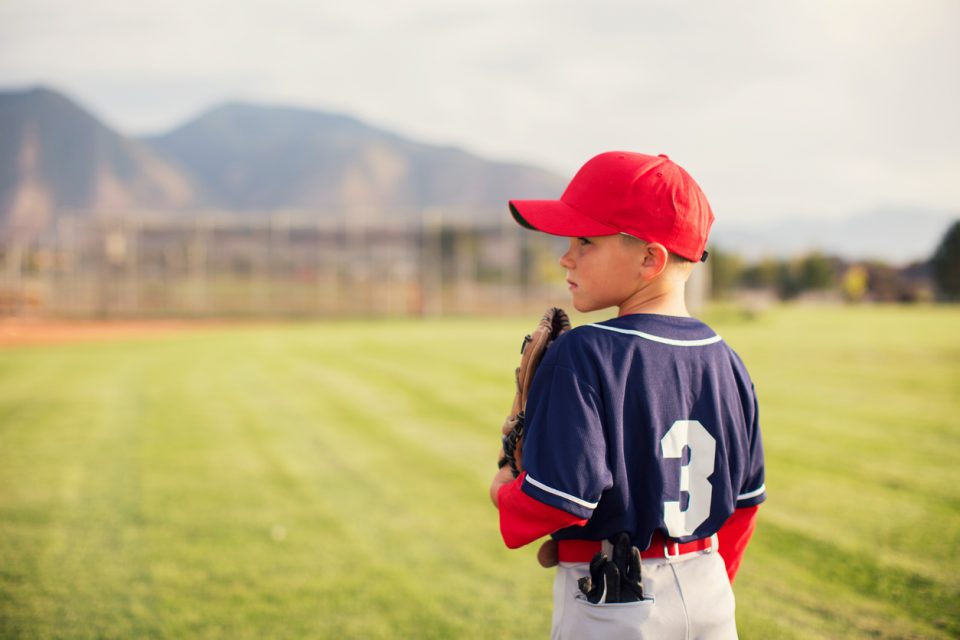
[618,232,696,280]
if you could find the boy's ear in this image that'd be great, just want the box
[639,242,670,280]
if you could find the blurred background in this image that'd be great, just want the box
[1,2,958,639]
[0,1,957,318]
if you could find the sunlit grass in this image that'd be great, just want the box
[0,305,957,638]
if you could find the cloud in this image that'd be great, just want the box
[1,0,957,220]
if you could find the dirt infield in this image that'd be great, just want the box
[0,317,247,348]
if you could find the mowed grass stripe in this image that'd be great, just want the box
[194,344,463,638]
[1,343,159,637]
[760,520,956,637]
[189,324,551,638]
[154,327,545,638]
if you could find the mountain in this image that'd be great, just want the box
[0,86,566,233]
[1,86,953,264]
[711,208,957,265]
[142,101,565,216]
[0,87,196,235]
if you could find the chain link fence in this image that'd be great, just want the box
[0,208,580,318]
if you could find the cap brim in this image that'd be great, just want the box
[509,200,620,237]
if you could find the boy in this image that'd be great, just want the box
[489,152,765,639]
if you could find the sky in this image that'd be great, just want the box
[1,0,958,225]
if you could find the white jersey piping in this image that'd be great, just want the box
[737,484,766,501]
[524,474,599,510]
[587,323,723,347]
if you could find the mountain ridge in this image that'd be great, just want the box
[0,85,953,263]
[143,99,565,215]
[0,86,196,234]
[0,85,566,234]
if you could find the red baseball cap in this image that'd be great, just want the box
[509,151,714,262]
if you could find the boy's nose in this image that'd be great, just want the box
[559,248,574,269]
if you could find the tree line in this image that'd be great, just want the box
[709,220,960,303]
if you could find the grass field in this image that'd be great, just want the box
[0,305,958,638]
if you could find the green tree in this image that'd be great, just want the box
[797,252,836,291]
[741,257,782,290]
[708,248,745,299]
[931,220,960,300]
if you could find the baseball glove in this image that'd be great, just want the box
[498,306,571,477]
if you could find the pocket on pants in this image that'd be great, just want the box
[565,597,654,640]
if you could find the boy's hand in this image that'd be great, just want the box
[489,464,516,508]
[537,539,559,567]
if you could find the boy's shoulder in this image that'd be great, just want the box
[550,313,751,376]
[544,314,716,366]
[566,314,721,347]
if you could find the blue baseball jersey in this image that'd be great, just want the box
[519,313,766,549]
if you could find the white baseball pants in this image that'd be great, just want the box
[551,549,737,639]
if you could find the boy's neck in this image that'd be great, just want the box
[617,282,690,318]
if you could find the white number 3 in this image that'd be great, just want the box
[660,420,716,537]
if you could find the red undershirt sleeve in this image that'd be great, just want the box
[717,505,759,583]
[497,473,588,549]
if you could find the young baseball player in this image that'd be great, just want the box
[489,151,765,639]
